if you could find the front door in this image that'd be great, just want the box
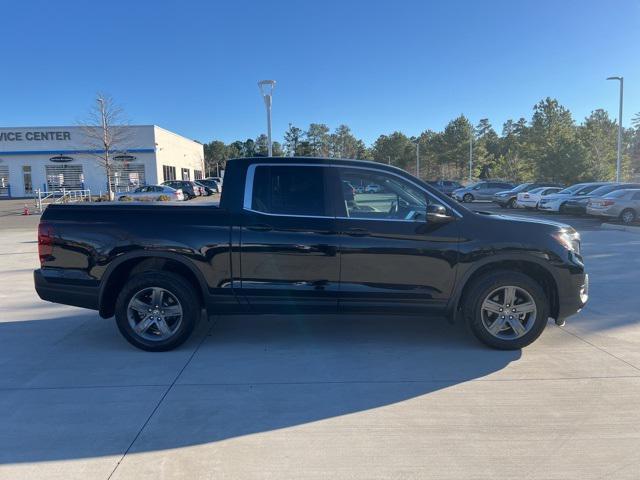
[239,164,340,313]
[334,166,460,314]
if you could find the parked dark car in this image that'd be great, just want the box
[493,182,563,209]
[562,183,640,215]
[35,157,588,352]
[195,179,220,195]
[427,180,463,196]
[162,180,201,200]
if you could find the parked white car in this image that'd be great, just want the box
[365,184,382,193]
[118,185,184,201]
[515,187,563,209]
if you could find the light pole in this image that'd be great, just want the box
[469,127,474,182]
[258,80,276,156]
[414,140,420,178]
[607,76,623,182]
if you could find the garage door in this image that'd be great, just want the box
[45,164,84,190]
[110,163,146,191]
[0,165,9,197]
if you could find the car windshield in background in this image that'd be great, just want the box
[527,187,546,194]
[510,183,532,193]
[557,184,587,194]
[578,184,607,195]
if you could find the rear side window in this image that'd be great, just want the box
[250,166,331,217]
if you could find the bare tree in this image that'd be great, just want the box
[79,93,133,200]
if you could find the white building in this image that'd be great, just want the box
[0,125,205,198]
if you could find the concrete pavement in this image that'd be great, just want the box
[1,213,640,479]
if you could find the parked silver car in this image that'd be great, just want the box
[586,188,640,224]
[117,185,184,202]
[452,181,514,202]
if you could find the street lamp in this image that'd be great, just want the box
[258,80,276,157]
[606,76,624,182]
[414,139,420,178]
[469,127,474,182]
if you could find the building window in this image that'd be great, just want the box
[163,165,176,182]
[22,166,33,194]
[194,170,203,180]
[181,168,190,181]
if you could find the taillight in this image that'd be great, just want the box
[602,200,615,206]
[38,222,54,266]
[523,194,529,198]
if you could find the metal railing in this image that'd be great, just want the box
[34,188,92,212]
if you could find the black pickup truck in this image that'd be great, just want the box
[35,157,589,351]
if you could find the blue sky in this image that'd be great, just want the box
[1,0,639,145]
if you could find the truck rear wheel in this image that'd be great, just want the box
[462,270,549,350]
[114,271,200,351]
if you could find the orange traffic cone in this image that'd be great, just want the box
[23,204,30,216]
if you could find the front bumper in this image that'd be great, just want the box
[492,196,513,207]
[557,271,589,320]
[562,202,588,215]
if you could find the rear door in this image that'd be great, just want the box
[239,164,340,312]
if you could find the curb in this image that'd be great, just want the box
[601,223,640,235]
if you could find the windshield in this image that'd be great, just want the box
[557,184,587,195]
[588,185,620,197]
[510,183,532,193]
[527,187,546,194]
[576,184,607,195]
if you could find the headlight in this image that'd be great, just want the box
[552,230,581,255]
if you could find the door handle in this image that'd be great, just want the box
[345,228,369,237]
[247,224,273,232]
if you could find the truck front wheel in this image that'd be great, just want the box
[462,270,549,350]
[114,271,200,351]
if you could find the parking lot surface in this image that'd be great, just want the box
[1,201,640,479]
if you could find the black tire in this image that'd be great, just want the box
[463,193,474,203]
[620,208,636,225]
[114,271,200,351]
[558,203,567,214]
[507,198,516,209]
[462,270,549,350]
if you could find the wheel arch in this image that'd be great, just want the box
[98,252,208,318]
[449,256,560,322]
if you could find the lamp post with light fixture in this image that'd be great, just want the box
[258,80,276,157]
[606,76,623,182]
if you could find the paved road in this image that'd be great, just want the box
[1,205,640,479]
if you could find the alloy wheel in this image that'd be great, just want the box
[127,287,183,341]
[480,286,537,340]
[621,209,635,225]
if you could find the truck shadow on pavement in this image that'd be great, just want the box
[0,312,521,465]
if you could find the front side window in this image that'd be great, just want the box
[337,167,431,221]
[250,165,330,217]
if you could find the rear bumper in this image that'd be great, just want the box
[34,269,99,311]
[492,197,513,206]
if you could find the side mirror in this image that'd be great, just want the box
[426,204,454,224]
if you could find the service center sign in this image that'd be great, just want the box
[0,130,71,142]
